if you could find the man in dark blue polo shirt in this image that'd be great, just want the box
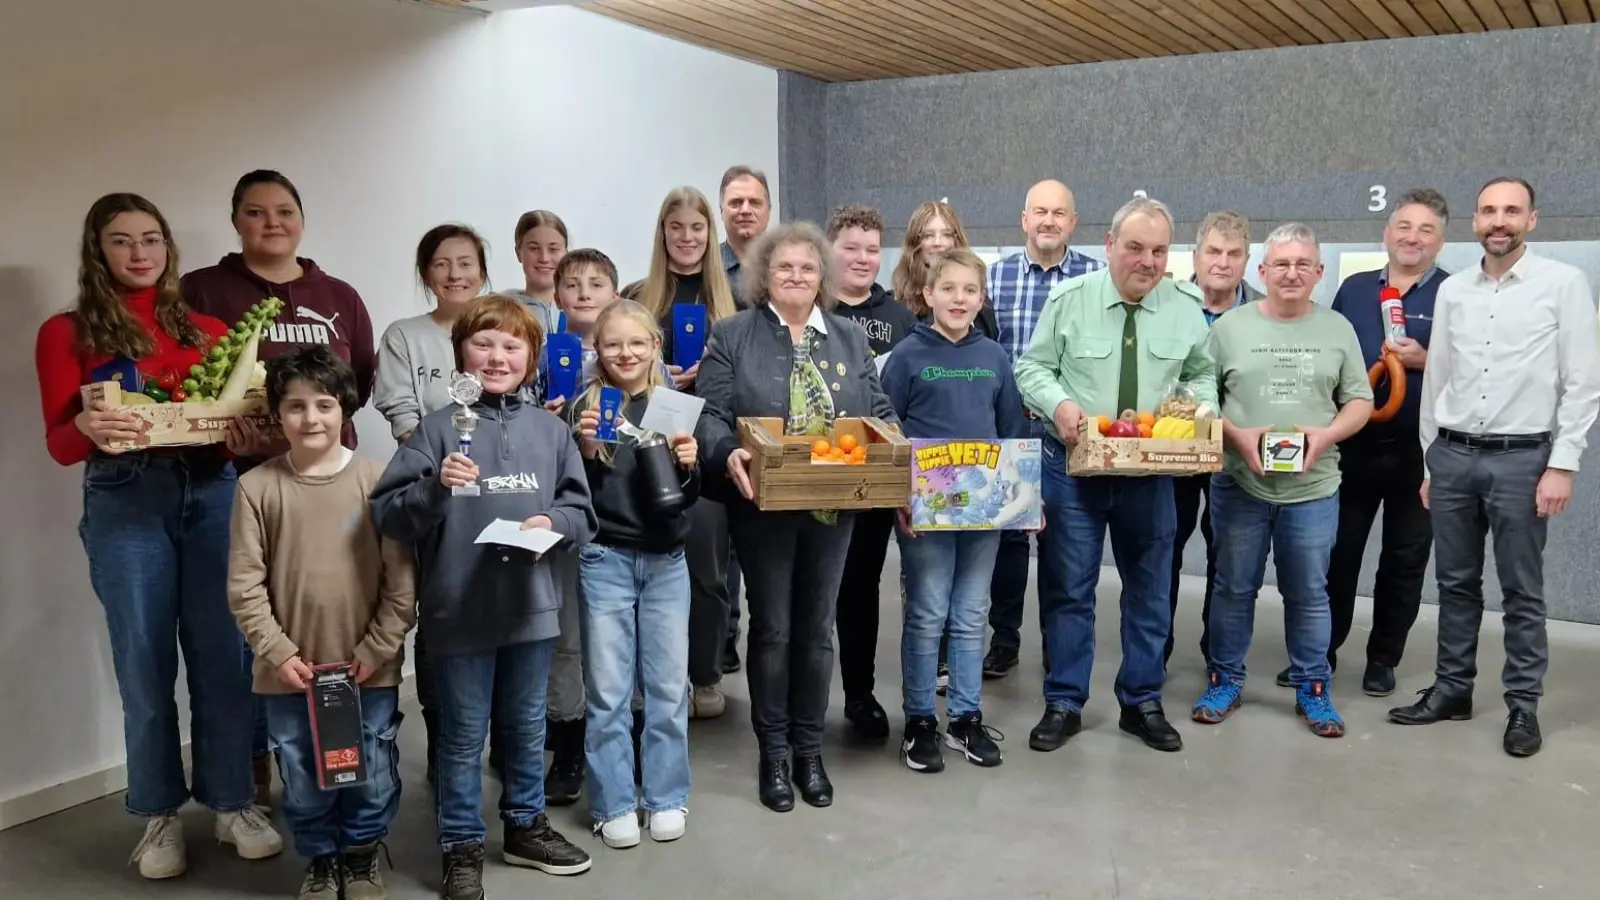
[1298,188,1448,697]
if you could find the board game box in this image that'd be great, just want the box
[908,438,1042,531]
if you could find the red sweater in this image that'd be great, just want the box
[35,287,229,466]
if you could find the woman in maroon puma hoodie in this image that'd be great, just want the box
[182,169,376,467]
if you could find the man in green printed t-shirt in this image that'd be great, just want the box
[1014,196,1216,756]
[1191,222,1374,740]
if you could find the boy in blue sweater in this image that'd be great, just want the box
[881,248,1028,773]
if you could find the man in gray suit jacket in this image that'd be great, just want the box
[1166,211,1263,667]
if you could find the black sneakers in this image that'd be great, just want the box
[544,718,585,807]
[945,713,1004,767]
[982,645,1019,679]
[503,814,592,876]
[901,715,945,773]
[441,843,485,900]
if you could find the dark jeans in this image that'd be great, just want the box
[1427,438,1551,712]
[727,547,743,641]
[414,629,506,776]
[263,687,402,859]
[1037,439,1175,712]
[431,639,555,849]
[1327,441,1431,669]
[78,451,255,816]
[1207,476,1339,686]
[1167,473,1216,665]
[836,508,895,702]
[686,498,732,687]
[731,509,856,758]
[989,417,1049,653]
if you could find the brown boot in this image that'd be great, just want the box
[252,755,274,810]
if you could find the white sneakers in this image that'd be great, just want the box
[690,684,727,719]
[599,813,641,849]
[215,806,286,860]
[647,808,687,842]
[598,808,688,849]
[129,813,186,879]
[129,806,283,880]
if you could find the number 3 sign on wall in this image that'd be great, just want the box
[1369,184,1387,212]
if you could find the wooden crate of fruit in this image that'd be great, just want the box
[1067,395,1224,477]
[737,416,912,512]
[77,298,286,450]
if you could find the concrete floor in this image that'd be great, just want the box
[4,557,1600,900]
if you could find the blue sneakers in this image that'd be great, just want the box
[1296,680,1346,738]
[1191,672,1243,724]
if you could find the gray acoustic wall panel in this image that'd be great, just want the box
[778,24,1600,624]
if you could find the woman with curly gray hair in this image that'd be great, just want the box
[694,221,897,813]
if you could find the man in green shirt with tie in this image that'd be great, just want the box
[1015,196,1217,754]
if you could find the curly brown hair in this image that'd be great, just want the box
[73,193,206,358]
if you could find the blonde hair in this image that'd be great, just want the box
[578,299,667,465]
[635,187,738,325]
[892,200,971,311]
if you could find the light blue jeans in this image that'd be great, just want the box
[897,530,1002,719]
[579,543,691,823]
[1207,474,1339,686]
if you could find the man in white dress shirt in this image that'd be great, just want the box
[1389,177,1600,757]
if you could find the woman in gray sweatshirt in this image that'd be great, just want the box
[370,294,597,896]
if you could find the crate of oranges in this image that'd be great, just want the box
[736,416,913,511]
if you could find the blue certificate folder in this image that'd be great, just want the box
[672,303,707,370]
[545,332,583,402]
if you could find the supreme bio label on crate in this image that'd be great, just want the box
[1261,432,1306,473]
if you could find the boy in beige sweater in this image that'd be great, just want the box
[229,346,416,900]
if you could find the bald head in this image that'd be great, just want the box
[1022,180,1077,261]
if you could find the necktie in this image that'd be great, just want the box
[1117,303,1138,414]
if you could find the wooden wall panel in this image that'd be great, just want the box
[576,0,1594,81]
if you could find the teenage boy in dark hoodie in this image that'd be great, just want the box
[370,295,597,899]
[824,204,917,740]
[882,248,1028,774]
[182,170,377,470]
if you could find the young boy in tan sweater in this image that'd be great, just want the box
[229,346,416,900]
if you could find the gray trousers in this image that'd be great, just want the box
[1426,438,1551,712]
[547,549,586,722]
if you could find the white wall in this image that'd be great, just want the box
[0,0,778,827]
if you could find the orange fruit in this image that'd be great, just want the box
[1137,411,1155,428]
[1137,423,1153,438]
[811,439,831,456]
[849,446,867,462]
[1096,415,1112,435]
[837,433,859,453]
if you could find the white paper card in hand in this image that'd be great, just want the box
[474,518,563,554]
[638,387,705,438]
[874,352,891,374]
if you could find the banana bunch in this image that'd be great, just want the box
[1152,416,1195,439]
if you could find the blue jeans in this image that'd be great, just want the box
[77,451,254,816]
[578,544,691,822]
[1037,438,1175,712]
[263,688,403,859]
[431,639,555,849]
[898,530,1001,718]
[1207,475,1339,686]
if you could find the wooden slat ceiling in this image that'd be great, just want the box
[579,0,1598,82]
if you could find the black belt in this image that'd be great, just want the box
[1438,428,1550,450]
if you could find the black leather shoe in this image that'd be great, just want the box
[1275,666,1292,688]
[843,695,890,741]
[1119,700,1183,752]
[1362,662,1397,697]
[983,645,1019,679]
[1027,708,1082,752]
[794,755,833,807]
[757,755,794,812]
[1388,686,1472,725]
[1504,710,1542,757]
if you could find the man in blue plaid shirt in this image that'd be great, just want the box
[983,179,1104,679]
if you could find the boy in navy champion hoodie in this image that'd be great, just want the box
[881,248,1027,775]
